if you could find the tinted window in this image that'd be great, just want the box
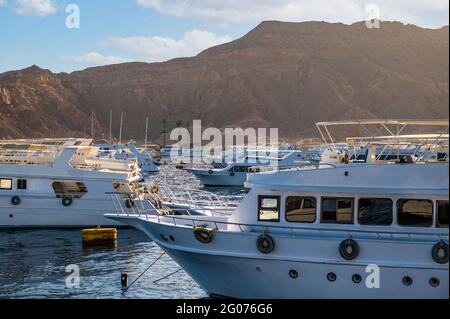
[321,198,354,224]
[437,201,449,228]
[258,196,280,222]
[397,199,433,227]
[286,197,316,223]
[234,166,249,173]
[0,178,12,190]
[17,179,27,190]
[358,198,393,225]
[52,181,88,198]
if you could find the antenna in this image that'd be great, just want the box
[119,112,124,145]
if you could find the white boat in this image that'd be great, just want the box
[106,120,449,299]
[0,141,152,228]
[107,160,449,298]
[158,145,183,158]
[186,151,311,187]
[96,143,159,174]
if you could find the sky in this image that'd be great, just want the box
[0,0,448,73]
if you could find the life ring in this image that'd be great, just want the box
[11,196,21,206]
[208,169,214,174]
[339,237,359,260]
[193,226,214,244]
[230,172,235,177]
[62,197,73,207]
[256,234,275,254]
[125,198,135,209]
[432,240,449,264]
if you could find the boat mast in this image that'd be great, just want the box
[145,116,149,149]
[119,112,123,144]
[109,109,112,144]
[91,109,95,142]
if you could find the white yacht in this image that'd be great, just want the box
[186,151,312,187]
[97,143,159,174]
[0,141,150,228]
[106,120,449,299]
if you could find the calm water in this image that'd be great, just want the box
[0,164,243,299]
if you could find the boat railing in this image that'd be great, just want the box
[249,162,337,173]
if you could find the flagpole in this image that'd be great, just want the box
[109,109,112,144]
[145,116,148,149]
[119,112,123,145]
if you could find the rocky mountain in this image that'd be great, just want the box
[0,21,448,141]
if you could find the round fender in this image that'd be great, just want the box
[230,172,235,177]
[256,234,275,254]
[62,197,73,207]
[432,240,449,264]
[208,169,214,174]
[11,196,21,206]
[339,237,359,260]
[194,226,214,244]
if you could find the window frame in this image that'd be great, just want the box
[436,200,449,228]
[396,198,434,228]
[285,196,317,224]
[320,197,355,224]
[357,197,393,226]
[257,195,281,222]
[0,178,13,190]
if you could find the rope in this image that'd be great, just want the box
[152,267,183,284]
[121,251,165,295]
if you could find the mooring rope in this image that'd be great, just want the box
[122,251,165,295]
[152,267,183,284]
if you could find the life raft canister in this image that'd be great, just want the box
[62,196,73,207]
[193,226,215,244]
[11,196,21,206]
[339,237,359,260]
[432,240,449,264]
[256,234,275,254]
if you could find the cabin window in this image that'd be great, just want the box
[397,199,433,227]
[285,197,316,223]
[321,197,354,224]
[234,166,249,173]
[358,198,393,226]
[17,179,27,190]
[258,195,280,222]
[0,178,12,190]
[437,201,449,228]
[52,181,88,198]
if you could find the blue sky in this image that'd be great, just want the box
[0,0,448,73]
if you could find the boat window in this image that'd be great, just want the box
[321,197,354,224]
[17,179,27,190]
[0,178,12,190]
[52,181,88,198]
[285,197,316,223]
[258,195,280,222]
[234,166,249,173]
[397,199,433,227]
[437,201,449,228]
[358,198,393,226]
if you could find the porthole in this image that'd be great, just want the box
[429,277,440,288]
[289,270,298,279]
[352,274,362,284]
[402,276,413,286]
[327,272,337,282]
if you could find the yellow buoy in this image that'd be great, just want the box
[82,227,117,246]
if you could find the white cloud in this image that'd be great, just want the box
[60,52,132,67]
[136,0,449,28]
[0,0,7,7]
[100,30,233,62]
[15,0,57,17]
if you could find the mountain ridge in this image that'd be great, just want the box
[0,20,448,141]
